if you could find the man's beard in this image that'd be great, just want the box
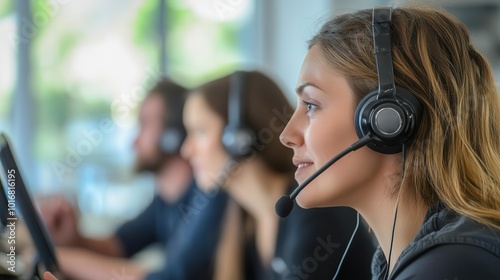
[134,152,173,174]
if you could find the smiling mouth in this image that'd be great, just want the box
[294,162,313,182]
[298,163,313,169]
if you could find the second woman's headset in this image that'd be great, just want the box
[354,7,422,154]
[222,71,257,158]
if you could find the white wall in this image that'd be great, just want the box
[249,0,378,104]
[254,0,331,104]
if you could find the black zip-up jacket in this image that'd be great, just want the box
[372,204,500,280]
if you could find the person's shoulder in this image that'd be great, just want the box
[143,194,166,210]
[174,181,227,212]
[430,209,500,251]
[396,244,500,279]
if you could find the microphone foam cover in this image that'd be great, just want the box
[275,195,294,218]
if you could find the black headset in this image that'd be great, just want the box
[159,87,186,154]
[354,7,422,154]
[222,71,257,158]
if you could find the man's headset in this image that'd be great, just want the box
[222,71,257,158]
[158,87,187,154]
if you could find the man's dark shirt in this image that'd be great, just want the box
[116,182,229,280]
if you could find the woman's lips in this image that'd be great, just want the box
[294,161,314,182]
[297,163,312,169]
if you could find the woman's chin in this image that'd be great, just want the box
[295,185,338,209]
[295,192,321,209]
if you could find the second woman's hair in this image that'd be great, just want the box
[192,71,295,174]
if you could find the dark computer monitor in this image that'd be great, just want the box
[0,133,60,277]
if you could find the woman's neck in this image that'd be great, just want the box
[356,179,428,275]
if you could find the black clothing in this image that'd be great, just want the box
[273,206,375,280]
[116,182,229,280]
[372,204,500,280]
[246,184,376,280]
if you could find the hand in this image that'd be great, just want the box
[37,195,81,246]
[43,272,58,280]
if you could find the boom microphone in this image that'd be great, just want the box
[275,134,373,218]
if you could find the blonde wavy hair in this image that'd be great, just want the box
[309,7,500,230]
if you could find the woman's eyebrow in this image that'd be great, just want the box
[295,82,319,96]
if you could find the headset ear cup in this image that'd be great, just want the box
[354,90,378,141]
[395,86,422,126]
[223,71,257,159]
[222,125,256,158]
[160,127,185,154]
[354,87,422,154]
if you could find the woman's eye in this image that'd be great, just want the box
[303,101,318,113]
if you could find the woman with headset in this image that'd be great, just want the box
[279,6,500,279]
[180,71,375,279]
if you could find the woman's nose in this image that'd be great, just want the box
[280,112,302,149]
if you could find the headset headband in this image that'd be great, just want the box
[373,7,396,100]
